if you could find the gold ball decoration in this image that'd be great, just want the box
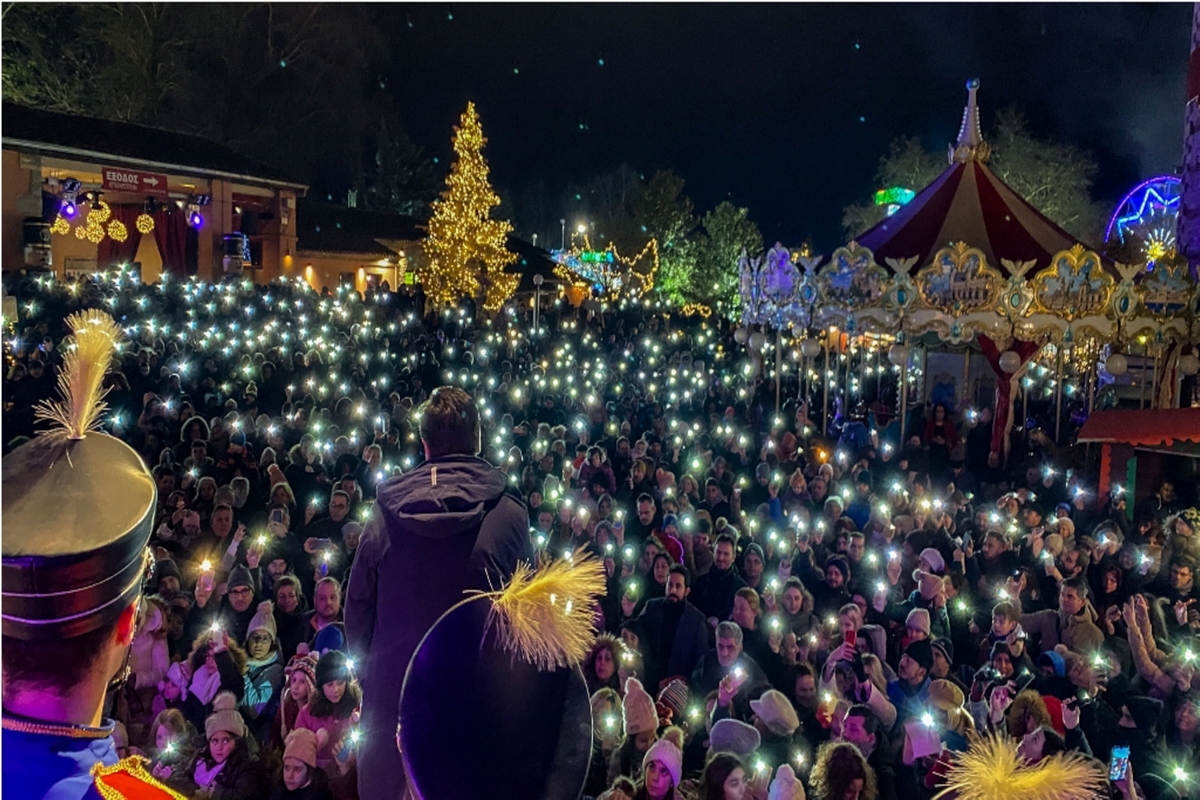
[86,200,112,226]
[50,215,71,236]
[85,224,105,244]
[107,220,128,243]
[135,213,155,234]
[75,224,89,240]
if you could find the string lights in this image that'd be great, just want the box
[551,235,660,301]
[424,102,518,312]
[86,200,112,227]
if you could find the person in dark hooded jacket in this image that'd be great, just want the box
[345,387,532,800]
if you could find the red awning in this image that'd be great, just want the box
[855,160,1110,278]
[1077,408,1200,446]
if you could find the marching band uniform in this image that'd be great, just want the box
[2,311,186,800]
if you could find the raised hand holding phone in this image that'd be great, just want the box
[1108,745,1130,782]
[1061,698,1081,730]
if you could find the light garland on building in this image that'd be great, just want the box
[136,213,156,235]
[107,220,128,243]
[424,102,518,312]
[50,215,71,236]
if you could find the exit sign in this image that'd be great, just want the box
[102,167,169,197]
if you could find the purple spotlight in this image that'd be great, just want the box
[188,210,203,228]
[61,200,77,218]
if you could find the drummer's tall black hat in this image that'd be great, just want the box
[400,550,607,800]
[3,311,155,642]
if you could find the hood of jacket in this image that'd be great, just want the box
[857,624,889,662]
[376,455,513,538]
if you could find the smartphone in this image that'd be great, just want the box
[270,509,284,525]
[844,628,857,649]
[1108,745,1130,781]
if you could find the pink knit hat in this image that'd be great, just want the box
[642,738,682,787]
[623,677,658,736]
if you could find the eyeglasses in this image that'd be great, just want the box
[229,587,253,597]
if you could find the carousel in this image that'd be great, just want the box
[737,80,1200,464]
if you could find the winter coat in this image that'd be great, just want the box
[578,462,617,496]
[210,760,268,800]
[344,455,532,800]
[1020,602,1105,656]
[268,771,335,800]
[294,708,353,774]
[243,653,284,741]
[130,604,170,690]
[691,565,748,621]
[635,597,711,690]
[880,588,952,641]
[270,688,308,751]
[275,607,309,664]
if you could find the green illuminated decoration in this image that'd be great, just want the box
[874,187,916,207]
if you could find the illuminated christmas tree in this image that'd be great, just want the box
[424,102,518,312]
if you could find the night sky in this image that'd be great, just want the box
[380,3,1192,249]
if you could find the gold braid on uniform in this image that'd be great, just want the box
[1,716,111,739]
[90,755,190,800]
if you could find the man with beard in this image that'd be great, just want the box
[635,566,711,690]
[691,534,747,626]
[185,561,261,651]
[809,555,852,620]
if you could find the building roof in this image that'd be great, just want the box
[1077,408,1200,447]
[504,236,562,292]
[1,102,306,189]
[296,200,558,290]
[296,201,423,256]
[851,82,1107,278]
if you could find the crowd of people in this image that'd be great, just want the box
[3,268,1199,800]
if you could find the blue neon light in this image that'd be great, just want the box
[1105,175,1182,243]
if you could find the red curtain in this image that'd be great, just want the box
[153,209,189,277]
[979,335,1042,463]
[96,205,143,268]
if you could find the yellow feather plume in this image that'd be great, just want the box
[33,310,123,442]
[933,734,1108,800]
[479,547,608,671]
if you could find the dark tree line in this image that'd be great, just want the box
[2,2,439,216]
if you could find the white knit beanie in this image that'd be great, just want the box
[623,677,658,736]
[642,738,682,787]
[906,607,932,637]
[768,763,805,800]
[247,600,277,643]
[919,547,946,574]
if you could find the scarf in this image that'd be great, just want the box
[193,757,226,789]
[189,663,224,706]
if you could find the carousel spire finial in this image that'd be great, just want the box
[949,78,990,164]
